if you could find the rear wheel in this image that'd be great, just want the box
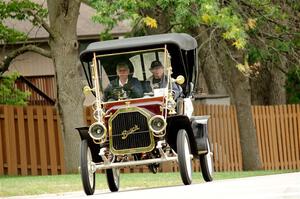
[177,129,193,185]
[106,168,120,192]
[80,140,96,195]
[200,138,213,182]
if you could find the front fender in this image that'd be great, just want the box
[191,116,210,154]
[76,127,90,140]
[75,127,101,162]
[166,115,198,156]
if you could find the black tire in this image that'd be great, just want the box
[200,138,214,182]
[80,140,96,195]
[106,168,120,192]
[148,163,159,174]
[177,129,193,185]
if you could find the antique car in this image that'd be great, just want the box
[77,33,213,195]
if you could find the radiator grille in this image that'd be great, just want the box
[109,108,154,154]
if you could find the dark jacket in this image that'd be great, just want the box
[147,75,182,99]
[103,77,143,101]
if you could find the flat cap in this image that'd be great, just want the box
[150,60,163,69]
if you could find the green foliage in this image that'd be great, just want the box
[199,2,247,49]
[0,0,47,43]
[247,45,271,64]
[273,39,293,53]
[0,73,30,105]
[286,67,300,104]
[90,0,249,48]
[89,0,299,76]
[90,0,147,30]
[0,23,26,42]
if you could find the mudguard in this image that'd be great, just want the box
[76,127,90,140]
[76,127,102,162]
[166,115,198,156]
[190,116,210,154]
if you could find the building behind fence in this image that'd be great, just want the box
[0,104,300,175]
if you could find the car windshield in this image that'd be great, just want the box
[93,48,173,102]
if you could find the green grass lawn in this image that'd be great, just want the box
[0,170,296,197]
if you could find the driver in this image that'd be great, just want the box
[103,63,143,101]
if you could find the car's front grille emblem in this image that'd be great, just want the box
[121,125,140,140]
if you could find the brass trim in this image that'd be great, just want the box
[88,122,107,144]
[125,101,131,108]
[148,115,167,133]
[108,107,155,155]
[152,130,166,138]
[175,75,185,85]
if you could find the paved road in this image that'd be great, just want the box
[6,172,300,199]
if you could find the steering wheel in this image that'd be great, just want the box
[112,87,127,100]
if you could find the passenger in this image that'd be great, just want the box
[148,60,182,99]
[103,63,143,101]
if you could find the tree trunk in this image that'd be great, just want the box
[269,61,287,104]
[47,0,84,173]
[190,27,228,95]
[250,67,270,105]
[231,67,262,170]
[251,61,287,105]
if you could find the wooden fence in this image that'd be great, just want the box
[0,105,65,175]
[1,104,300,175]
[252,105,300,170]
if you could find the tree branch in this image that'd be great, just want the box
[238,0,294,29]
[0,45,52,74]
[24,9,57,39]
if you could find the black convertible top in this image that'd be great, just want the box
[80,33,199,93]
[80,33,197,62]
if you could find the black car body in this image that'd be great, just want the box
[77,33,213,195]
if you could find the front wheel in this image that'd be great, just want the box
[200,138,214,182]
[80,140,96,195]
[177,129,193,185]
[106,168,120,192]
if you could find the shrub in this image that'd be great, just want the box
[0,73,31,105]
